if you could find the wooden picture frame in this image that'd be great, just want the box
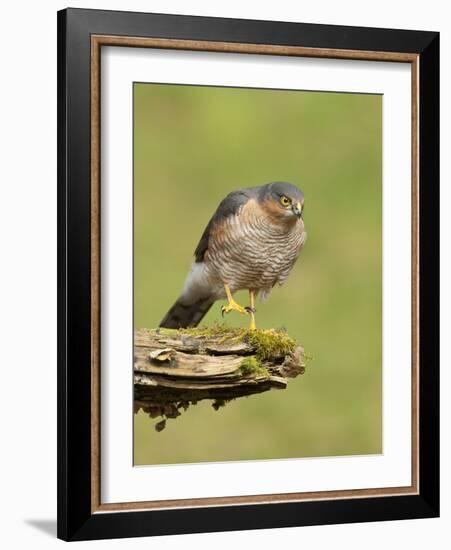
[57,7,439,541]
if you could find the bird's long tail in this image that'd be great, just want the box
[159,295,215,329]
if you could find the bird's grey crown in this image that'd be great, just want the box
[257,181,304,203]
[194,182,303,262]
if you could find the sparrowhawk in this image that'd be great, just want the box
[160,181,306,330]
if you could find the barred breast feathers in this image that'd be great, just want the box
[206,198,306,297]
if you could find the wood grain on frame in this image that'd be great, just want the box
[90,35,420,514]
[91,35,101,514]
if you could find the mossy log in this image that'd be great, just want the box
[134,326,307,430]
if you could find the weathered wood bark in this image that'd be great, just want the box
[134,327,307,430]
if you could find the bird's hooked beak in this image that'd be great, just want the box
[292,201,303,219]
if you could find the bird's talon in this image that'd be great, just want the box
[221,301,249,317]
[245,306,256,314]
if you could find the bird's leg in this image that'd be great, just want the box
[247,290,257,330]
[221,284,249,317]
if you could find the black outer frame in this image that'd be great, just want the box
[57,7,439,542]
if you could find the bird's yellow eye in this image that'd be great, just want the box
[280,196,291,207]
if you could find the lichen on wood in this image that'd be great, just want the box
[134,325,308,430]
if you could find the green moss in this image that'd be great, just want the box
[239,356,267,378]
[246,328,296,361]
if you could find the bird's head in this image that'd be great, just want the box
[258,182,305,223]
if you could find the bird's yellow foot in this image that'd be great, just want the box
[221,299,249,317]
[221,284,257,329]
[247,290,257,330]
[248,315,256,331]
[245,306,257,330]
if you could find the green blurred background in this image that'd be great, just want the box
[133,83,382,465]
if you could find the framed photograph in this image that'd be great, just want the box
[57,8,439,541]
